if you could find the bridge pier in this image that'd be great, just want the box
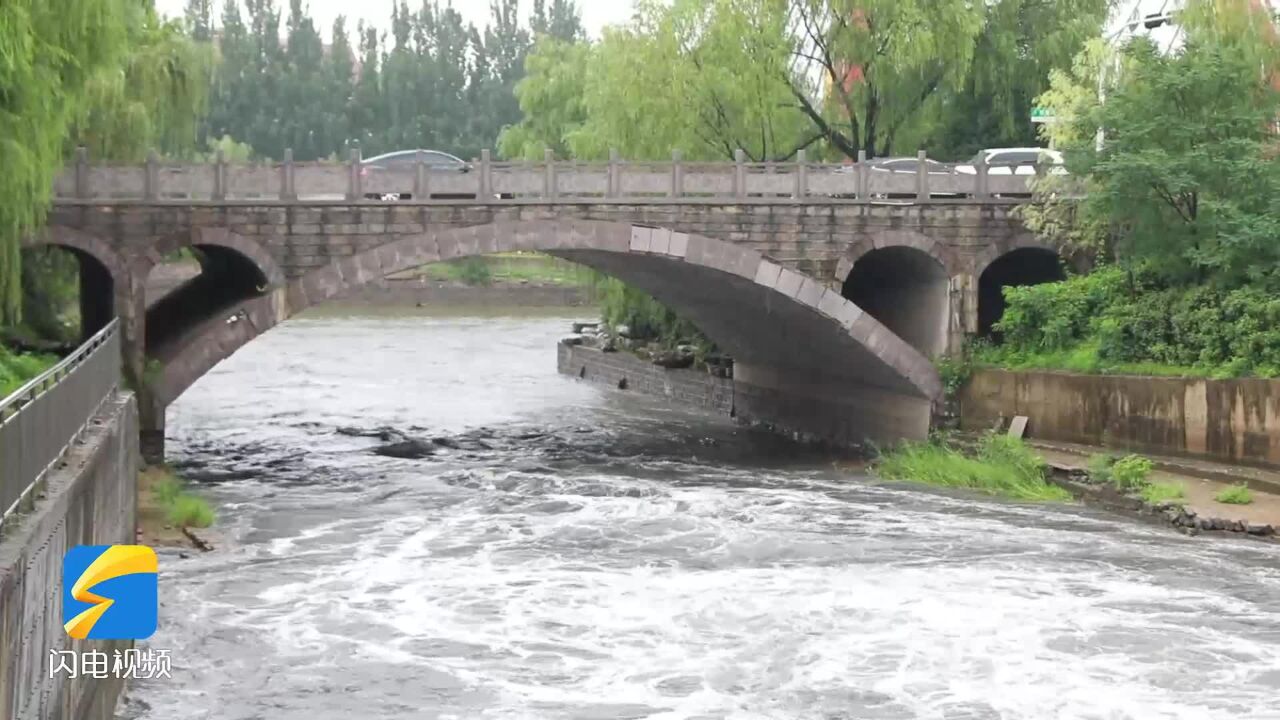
[732,362,933,445]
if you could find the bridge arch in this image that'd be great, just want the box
[975,238,1065,339]
[24,227,127,339]
[838,233,952,359]
[151,219,943,446]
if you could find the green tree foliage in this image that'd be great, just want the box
[196,0,583,162]
[0,0,134,324]
[918,0,1110,160]
[1034,0,1280,285]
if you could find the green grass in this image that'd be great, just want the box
[167,495,215,528]
[1215,484,1254,505]
[144,466,215,529]
[875,434,1073,502]
[410,252,594,287]
[1141,482,1186,505]
[1087,453,1118,484]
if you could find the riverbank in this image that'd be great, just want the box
[557,327,1280,539]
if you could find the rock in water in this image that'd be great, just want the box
[374,439,436,459]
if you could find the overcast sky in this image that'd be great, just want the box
[154,0,637,39]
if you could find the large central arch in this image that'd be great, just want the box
[148,219,943,449]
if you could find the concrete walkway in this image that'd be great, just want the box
[1029,439,1280,530]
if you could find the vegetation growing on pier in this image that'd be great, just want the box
[139,465,215,545]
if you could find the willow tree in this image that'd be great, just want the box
[502,0,810,162]
[0,0,135,325]
[71,6,213,162]
[785,0,987,159]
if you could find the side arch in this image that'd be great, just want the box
[841,244,950,359]
[23,226,128,339]
[153,221,944,426]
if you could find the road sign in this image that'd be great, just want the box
[1031,107,1056,124]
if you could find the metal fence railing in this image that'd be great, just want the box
[0,319,121,532]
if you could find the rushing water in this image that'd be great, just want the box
[118,310,1280,720]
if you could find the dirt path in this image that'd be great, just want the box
[1032,442,1280,531]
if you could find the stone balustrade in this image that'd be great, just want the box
[51,148,1047,204]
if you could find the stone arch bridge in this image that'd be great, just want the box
[36,152,1064,460]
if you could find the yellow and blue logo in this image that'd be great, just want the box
[62,545,158,640]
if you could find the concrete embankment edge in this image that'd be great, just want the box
[0,394,138,720]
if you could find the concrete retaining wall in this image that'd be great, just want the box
[961,370,1280,469]
[557,342,734,414]
[0,394,139,720]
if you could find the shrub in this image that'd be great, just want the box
[167,495,215,528]
[1141,482,1186,505]
[1111,454,1154,491]
[1215,484,1254,505]
[1086,453,1117,484]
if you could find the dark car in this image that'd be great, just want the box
[360,149,472,200]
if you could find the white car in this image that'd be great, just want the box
[957,148,1067,175]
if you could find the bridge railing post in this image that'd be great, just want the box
[414,149,427,199]
[856,150,869,199]
[543,148,556,199]
[213,149,226,201]
[916,149,929,201]
[144,151,158,201]
[347,148,362,201]
[480,149,492,199]
[607,148,620,199]
[74,147,89,199]
[734,148,746,198]
[975,153,989,200]
[794,148,808,200]
[670,149,683,198]
[280,148,296,201]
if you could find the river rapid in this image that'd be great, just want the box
[117,310,1280,720]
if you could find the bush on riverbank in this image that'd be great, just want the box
[1215,484,1254,505]
[0,345,55,398]
[139,466,214,541]
[977,266,1280,378]
[874,434,1072,502]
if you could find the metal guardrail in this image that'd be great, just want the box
[0,319,121,532]
[50,148,1067,204]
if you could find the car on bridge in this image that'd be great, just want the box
[957,147,1067,176]
[360,149,471,201]
[830,157,968,199]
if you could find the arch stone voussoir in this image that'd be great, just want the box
[156,218,944,420]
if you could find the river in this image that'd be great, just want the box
[117,309,1280,720]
